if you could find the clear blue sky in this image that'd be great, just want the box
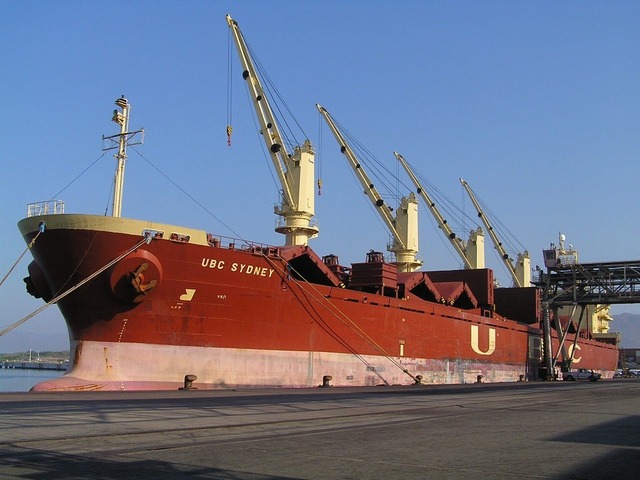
[1,1,639,352]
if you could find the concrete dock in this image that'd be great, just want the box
[1,380,639,479]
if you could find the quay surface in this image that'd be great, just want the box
[1,381,639,479]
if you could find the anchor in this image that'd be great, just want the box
[130,263,157,295]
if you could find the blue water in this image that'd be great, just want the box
[0,368,64,392]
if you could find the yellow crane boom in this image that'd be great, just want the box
[317,104,421,272]
[227,15,318,246]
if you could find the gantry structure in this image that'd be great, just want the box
[535,247,640,378]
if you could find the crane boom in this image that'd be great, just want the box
[394,152,484,270]
[227,15,318,246]
[317,104,421,272]
[460,178,530,287]
[317,105,397,237]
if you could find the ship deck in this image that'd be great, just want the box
[1,380,639,479]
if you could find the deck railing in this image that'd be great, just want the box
[27,200,65,217]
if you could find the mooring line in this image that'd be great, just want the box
[0,235,150,338]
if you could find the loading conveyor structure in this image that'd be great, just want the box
[534,241,640,378]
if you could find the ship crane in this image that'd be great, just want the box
[394,152,485,270]
[460,178,531,287]
[226,15,318,246]
[316,104,421,273]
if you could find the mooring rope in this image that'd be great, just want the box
[0,223,46,289]
[0,235,150,338]
[261,252,419,385]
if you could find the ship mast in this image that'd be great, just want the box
[394,152,485,270]
[317,104,421,273]
[460,178,530,287]
[102,96,144,218]
[226,15,318,246]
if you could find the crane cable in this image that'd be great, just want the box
[317,110,323,196]
[226,27,233,147]
[260,252,420,385]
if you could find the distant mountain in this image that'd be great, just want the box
[613,313,640,348]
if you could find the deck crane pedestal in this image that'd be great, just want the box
[394,152,485,270]
[317,105,421,273]
[227,15,318,246]
[460,178,530,287]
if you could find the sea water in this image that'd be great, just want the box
[0,368,63,392]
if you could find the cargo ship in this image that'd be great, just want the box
[17,16,618,391]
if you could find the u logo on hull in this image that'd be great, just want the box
[471,325,496,355]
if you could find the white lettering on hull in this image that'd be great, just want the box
[202,258,225,269]
[470,325,496,355]
[201,258,275,279]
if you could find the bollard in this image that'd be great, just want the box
[320,375,332,388]
[476,374,483,384]
[519,374,525,382]
[414,375,423,385]
[179,374,198,390]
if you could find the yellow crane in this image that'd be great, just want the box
[460,178,530,287]
[394,152,484,270]
[227,15,318,246]
[317,104,421,272]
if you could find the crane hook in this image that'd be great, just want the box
[226,125,233,147]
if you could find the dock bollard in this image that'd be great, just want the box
[414,375,423,385]
[179,374,198,390]
[320,375,332,388]
[476,375,483,384]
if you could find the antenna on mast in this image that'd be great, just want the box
[102,96,144,218]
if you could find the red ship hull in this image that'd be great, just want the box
[18,214,619,391]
